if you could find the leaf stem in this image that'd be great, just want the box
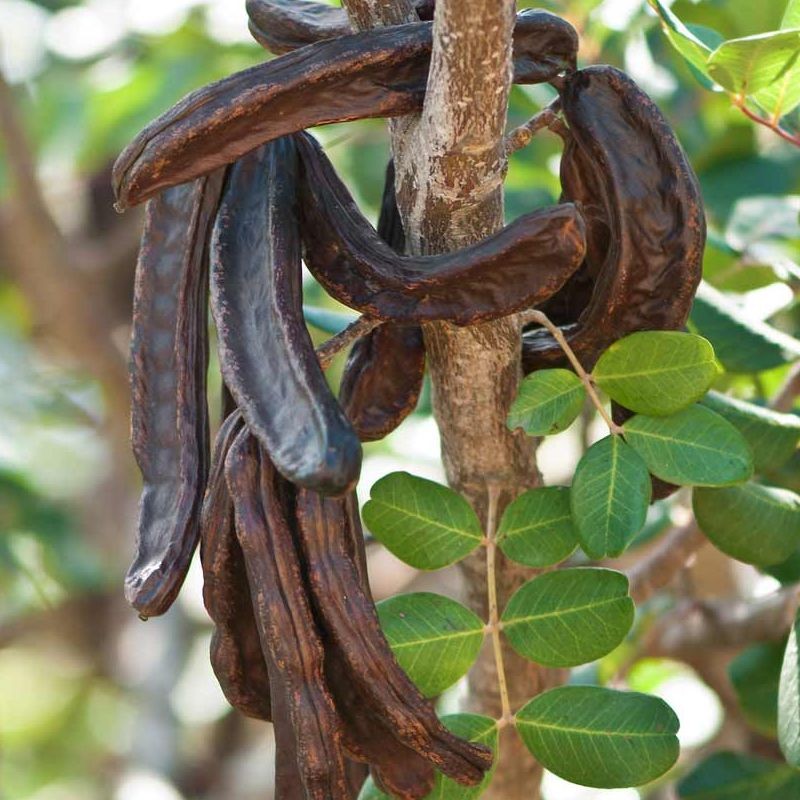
[729,95,800,148]
[485,484,513,727]
[520,309,623,435]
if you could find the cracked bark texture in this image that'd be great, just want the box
[343,1,560,796]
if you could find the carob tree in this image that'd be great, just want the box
[113,1,786,798]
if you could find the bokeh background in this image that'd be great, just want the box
[1,1,799,798]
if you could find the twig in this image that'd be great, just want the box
[772,361,800,412]
[505,99,563,155]
[484,484,513,727]
[316,315,382,369]
[627,517,706,604]
[519,309,623,434]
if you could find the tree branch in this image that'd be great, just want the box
[627,518,707,604]
[652,584,800,656]
[340,0,416,29]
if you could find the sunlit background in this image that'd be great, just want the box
[1,0,799,798]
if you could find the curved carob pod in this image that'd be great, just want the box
[293,487,493,786]
[296,132,587,325]
[247,0,436,54]
[112,10,578,208]
[200,410,272,721]
[522,66,705,373]
[210,137,361,495]
[226,429,350,799]
[126,169,225,618]
[339,161,426,442]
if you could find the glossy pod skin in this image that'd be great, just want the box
[339,161,426,442]
[200,410,272,720]
[296,132,587,325]
[294,487,493,786]
[210,138,361,495]
[522,66,705,372]
[226,430,350,800]
[112,10,578,208]
[126,170,225,618]
[246,0,435,54]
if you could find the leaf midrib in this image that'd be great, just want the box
[504,594,627,627]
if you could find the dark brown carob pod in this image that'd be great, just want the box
[226,429,350,800]
[293,487,493,786]
[339,161,426,442]
[296,132,587,325]
[126,169,225,618]
[522,66,705,372]
[112,10,578,208]
[246,0,435,54]
[200,410,272,720]
[210,137,361,495]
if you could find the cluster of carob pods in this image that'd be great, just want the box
[114,1,705,798]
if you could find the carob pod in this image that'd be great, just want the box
[522,66,705,372]
[296,132,587,325]
[200,409,272,720]
[210,137,361,495]
[126,169,225,617]
[112,10,578,208]
[294,487,493,786]
[339,160,426,442]
[247,0,435,54]
[325,491,436,798]
[226,429,350,799]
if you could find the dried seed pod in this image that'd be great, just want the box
[296,132,587,325]
[246,0,435,54]
[226,429,349,799]
[327,653,436,799]
[322,491,437,798]
[294,487,493,786]
[126,169,225,617]
[112,10,578,208]
[200,410,272,720]
[340,161,426,442]
[522,66,705,372]
[210,138,361,495]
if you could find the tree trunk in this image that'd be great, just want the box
[343,1,561,796]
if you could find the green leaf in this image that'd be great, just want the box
[693,482,800,565]
[358,714,498,800]
[302,305,357,335]
[648,0,715,81]
[707,29,800,95]
[765,546,800,584]
[516,685,680,788]
[362,473,483,570]
[624,405,754,487]
[678,752,800,799]
[729,641,784,736]
[507,369,585,436]
[690,282,800,373]
[501,568,634,668]
[570,436,651,559]
[593,332,718,416]
[496,487,578,568]
[753,59,800,118]
[701,392,800,472]
[779,611,800,766]
[376,593,484,697]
